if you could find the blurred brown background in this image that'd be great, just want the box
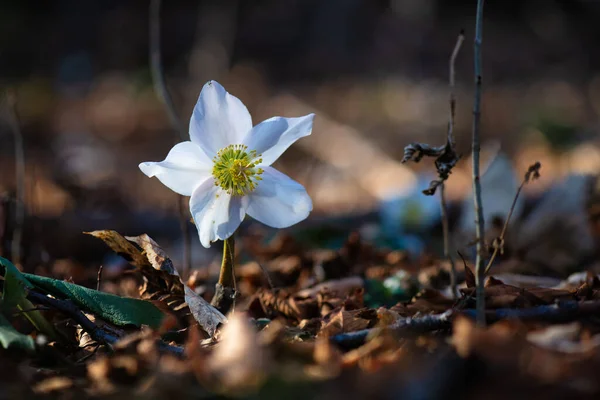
[1,0,600,267]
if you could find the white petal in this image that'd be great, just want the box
[190,179,247,248]
[246,167,312,228]
[189,81,253,157]
[139,141,212,196]
[242,114,314,166]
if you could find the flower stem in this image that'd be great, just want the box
[210,235,236,314]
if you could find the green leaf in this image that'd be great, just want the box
[0,257,57,340]
[1,256,34,312]
[0,312,35,353]
[23,273,165,328]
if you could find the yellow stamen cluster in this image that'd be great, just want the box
[212,144,263,196]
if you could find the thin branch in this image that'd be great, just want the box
[331,310,453,349]
[462,300,600,324]
[27,290,120,345]
[149,0,192,278]
[332,298,600,349]
[484,162,541,274]
[257,262,274,290]
[472,0,486,327]
[96,264,103,291]
[448,29,464,146]
[5,91,25,267]
[440,184,456,298]
[443,30,464,300]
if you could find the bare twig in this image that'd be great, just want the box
[440,184,456,298]
[484,162,541,274]
[331,310,454,349]
[96,264,103,291]
[149,0,192,278]
[462,300,600,324]
[472,0,486,326]
[401,32,463,197]
[257,262,274,290]
[448,30,464,147]
[27,290,120,345]
[5,91,25,267]
[332,297,600,349]
[443,30,465,300]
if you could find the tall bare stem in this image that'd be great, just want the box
[472,0,486,326]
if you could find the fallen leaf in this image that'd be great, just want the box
[320,309,370,337]
[87,230,226,336]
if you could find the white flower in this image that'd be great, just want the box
[139,81,314,248]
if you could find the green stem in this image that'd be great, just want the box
[210,235,236,314]
[218,235,235,288]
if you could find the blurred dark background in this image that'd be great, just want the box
[1,0,600,268]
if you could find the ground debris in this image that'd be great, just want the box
[4,227,600,399]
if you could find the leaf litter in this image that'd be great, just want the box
[2,170,600,398]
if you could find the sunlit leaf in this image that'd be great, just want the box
[23,273,165,328]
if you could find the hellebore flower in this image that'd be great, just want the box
[140,81,314,248]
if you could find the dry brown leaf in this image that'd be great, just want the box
[464,263,476,288]
[461,277,548,309]
[403,289,455,315]
[248,288,320,321]
[320,309,370,337]
[87,230,226,337]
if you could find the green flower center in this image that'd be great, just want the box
[212,144,263,196]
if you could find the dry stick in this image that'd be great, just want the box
[257,262,275,289]
[5,92,25,267]
[472,0,486,327]
[331,310,453,349]
[439,185,455,297]
[332,299,600,349]
[96,264,103,291]
[149,0,192,279]
[484,162,540,275]
[443,31,465,300]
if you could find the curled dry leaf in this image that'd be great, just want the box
[401,141,459,196]
[86,230,226,337]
